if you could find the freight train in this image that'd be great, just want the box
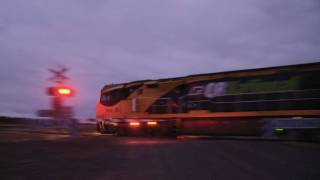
[96,62,320,139]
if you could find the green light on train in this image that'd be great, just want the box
[275,128,285,132]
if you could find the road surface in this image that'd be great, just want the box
[1,135,320,180]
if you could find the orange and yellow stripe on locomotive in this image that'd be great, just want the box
[96,62,320,120]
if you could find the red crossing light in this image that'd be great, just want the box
[57,88,72,95]
[47,86,74,97]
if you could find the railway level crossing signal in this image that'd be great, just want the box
[37,65,75,119]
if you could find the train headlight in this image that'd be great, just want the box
[129,122,140,127]
[147,121,158,126]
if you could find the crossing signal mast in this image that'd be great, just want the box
[37,65,75,119]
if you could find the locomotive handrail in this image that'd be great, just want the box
[132,97,172,100]
[225,88,320,96]
[212,97,320,104]
[186,97,320,104]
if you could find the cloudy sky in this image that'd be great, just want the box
[0,0,319,119]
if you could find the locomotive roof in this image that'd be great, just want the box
[102,61,320,92]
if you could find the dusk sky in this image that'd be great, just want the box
[0,0,319,119]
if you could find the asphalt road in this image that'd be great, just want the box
[1,135,320,180]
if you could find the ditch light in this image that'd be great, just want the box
[147,121,158,126]
[129,122,140,127]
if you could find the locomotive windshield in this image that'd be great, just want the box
[100,89,127,106]
[100,84,142,106]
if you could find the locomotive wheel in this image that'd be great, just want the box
[97,122,107,134]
